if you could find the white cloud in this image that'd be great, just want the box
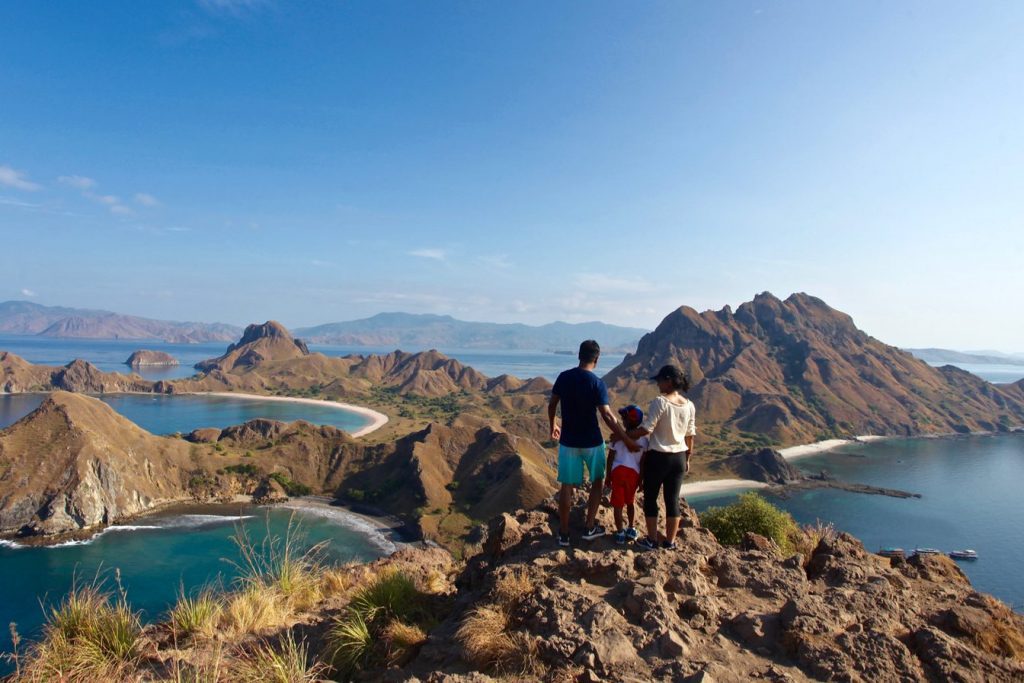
[0,165,41,191]
[111,204,135,216]
[0,197,42,208]
[134,192,160,207]
[409,248,446,261]
[58,175,97,190]
[20,288,37,297]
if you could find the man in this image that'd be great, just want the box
[549,339,640,547]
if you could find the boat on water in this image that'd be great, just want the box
[949,549,979,561]
[877,547,905,558]
[912,547,942,556]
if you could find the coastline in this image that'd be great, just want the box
[778,434,887,460]
[197,391,389,438]
[682,478,769,497]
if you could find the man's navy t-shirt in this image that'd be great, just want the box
[552,367,610,448]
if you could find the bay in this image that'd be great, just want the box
[688,433,1024,612]
[0,504,392,671]
[0,393,371,435]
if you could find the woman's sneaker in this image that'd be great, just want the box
[582,524,606,541]
[661,539,678,550]
[614,530,627,544]
[636,537,659,551]
[624,527,640,540]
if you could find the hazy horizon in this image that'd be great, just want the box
[3,2,1023,349]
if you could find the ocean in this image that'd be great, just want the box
[688,433,1024,613]
[0,504,392,670]
[0,334,627,383]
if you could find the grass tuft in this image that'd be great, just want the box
[18,581,143,681]
[170,586,223,640]
[455,604,536,675]
[327,611,373,676]
[229,632,325,683]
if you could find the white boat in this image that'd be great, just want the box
[949,549,979,560]
[877,547,905,558]
[912,547,942,556]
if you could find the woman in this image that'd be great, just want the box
[632,364,696,550]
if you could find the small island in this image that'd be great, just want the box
[124,349,179,367]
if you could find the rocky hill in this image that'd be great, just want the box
[195,320,311,372]
[0,300,240,342]
[0,392,195,536]
[125,350,179,367]
[604,292,1024,452]
[1,352,162,394]
[294,312,646,351]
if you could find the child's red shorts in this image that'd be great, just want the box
[610,466,640,507]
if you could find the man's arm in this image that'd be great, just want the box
[605,447,615,489]
[598,405,641,452]
[548,394,561,442]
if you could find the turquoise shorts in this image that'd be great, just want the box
[557,444,607,486]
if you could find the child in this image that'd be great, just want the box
[606,404,649,544]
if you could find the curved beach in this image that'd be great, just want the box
[198,392,389,437]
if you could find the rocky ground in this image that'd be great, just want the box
[388,496,1024,682]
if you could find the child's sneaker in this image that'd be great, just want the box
[557,533,571,548]
[661,539,678,550]
[581,524,606,541]
[636,537,659,551]
[614,530,627,545]
[624,527,639,540]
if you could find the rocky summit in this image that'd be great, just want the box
[195,320,311,372]
[388,498,1024,682]
[604,292,1024,449]
[125,349,179,367]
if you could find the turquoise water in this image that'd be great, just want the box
[0,335,626,383]
[0,503,390,670]
[688,433,1024,612]
[0,393,370,435]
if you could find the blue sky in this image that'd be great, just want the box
[1,1,1022,349]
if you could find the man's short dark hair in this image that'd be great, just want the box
[578,339,600,363]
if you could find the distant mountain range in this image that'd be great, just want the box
[0,302,646,351]
[293,312,647,351]
[0,301,241,343]
[905,348,1024,366]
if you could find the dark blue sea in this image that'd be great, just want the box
[689,433,1024,613]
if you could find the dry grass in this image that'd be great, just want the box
[228,633,326,683]
[16,582,144,682]
[229,514,325,614]
[791,519,839,560]
[455,604,537,675]
[492,568,532,607]
[423,567,448,595]
[170,587,223,640]
[319,566,352,597]
[220,587,289,639]
[382,620,427,666]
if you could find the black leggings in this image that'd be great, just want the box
[642,450,686,517]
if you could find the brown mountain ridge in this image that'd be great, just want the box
[605,292,1024,453]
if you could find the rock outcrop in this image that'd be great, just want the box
[195,320,310,372]
[1,353,161,394]
[391,499,1024,682]
[125,350,179,367]
[604,292,1024,446]
[0,392,194,536]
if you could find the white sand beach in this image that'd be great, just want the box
[199,392,389,437]
[779,435,887,460]
[682,478,770,496]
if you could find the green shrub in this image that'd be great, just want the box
[224,463,261,477]
[269,472,312,497]
[699,492,799,554]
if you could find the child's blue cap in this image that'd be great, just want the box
[618,404,643,424]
